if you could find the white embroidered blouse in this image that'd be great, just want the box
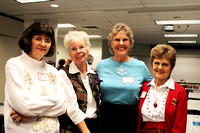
[141,78,175,122]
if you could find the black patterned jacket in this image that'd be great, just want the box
[58,65,101,132]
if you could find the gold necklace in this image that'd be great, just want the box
[152,88,167,108]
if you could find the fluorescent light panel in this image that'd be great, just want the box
[168,41,196,44]
[164,34,198,37]
[155,20,200,25]
[57,24,76,28]
[16,0,52,3]
[50,4,59,8]
[88,35,102,38]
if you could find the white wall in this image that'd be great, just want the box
[55,37,70,66]
[0,36,21,103]
[0,16,23,38]
[146,56,200,82]
[0,15,23,103]
[172,49,200,82]
[88,39,102,68]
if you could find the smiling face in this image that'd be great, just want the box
[28,35,51,61]
[152,58,173,83]
[69,39,89,66]
[111,32,131,57]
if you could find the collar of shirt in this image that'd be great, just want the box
[69,61,96,75]
[22,52,45,68]
[147,77,175,90]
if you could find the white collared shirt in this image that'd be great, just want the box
[67,61,97,118]
[141,78,175,122]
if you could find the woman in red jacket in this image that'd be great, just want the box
[137,44,187,133]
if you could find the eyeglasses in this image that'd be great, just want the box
[153,61,170,68]
[113,38,130,44]
[70,45,87,52]
[33,36,51,45]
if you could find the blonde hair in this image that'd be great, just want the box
[107,23,134,55]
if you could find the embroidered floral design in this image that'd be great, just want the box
[33,117,59,132]
[41,86,47,96]
[93,76,100,85]
[24,69,35,90]
[116,65,127,76]
[48,72,56,86]
[89,75,101,99]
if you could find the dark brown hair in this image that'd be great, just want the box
[18,22,56,57]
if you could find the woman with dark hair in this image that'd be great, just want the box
[18,22,56,57]
[4,22,67,133]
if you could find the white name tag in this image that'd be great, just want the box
[122,77,134,84]
[140,91,147,98]
[38,72,49,81]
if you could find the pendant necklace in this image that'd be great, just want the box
[152,88,166,108]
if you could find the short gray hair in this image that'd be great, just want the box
[64,31,91,52]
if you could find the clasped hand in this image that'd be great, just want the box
[10,109,31,123]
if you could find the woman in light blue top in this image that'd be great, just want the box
[96,23,152,133]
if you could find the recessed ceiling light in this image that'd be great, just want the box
[163,25,174,32]
[50,4,59,8]
[168,41,196,44]
[88,35,102,38]
[57,23,76,28]
[16,0,52,3]
[155,20,200,25]
[164,34,198,37]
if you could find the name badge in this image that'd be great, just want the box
[140,91,147,98]
[38,72,49,81]
[122,77,134,84]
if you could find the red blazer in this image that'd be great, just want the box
[137,81,188,133]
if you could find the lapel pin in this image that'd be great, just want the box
[172,98,177,107]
